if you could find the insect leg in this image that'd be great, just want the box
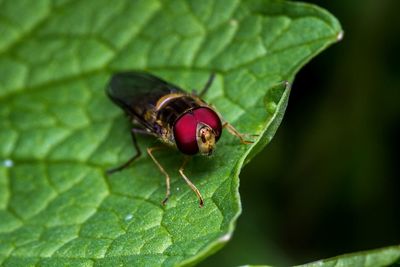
[199,73,216,98]
[131,128,155,136]
[223,122,257,144]
[178,157,204,208]
[147,146,171,205]
[106,129,142,174]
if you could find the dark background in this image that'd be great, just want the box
[200,0,400,265]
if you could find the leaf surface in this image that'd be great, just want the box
[297,245,400,267]
[0,0,341,266]
[242,245,400,267]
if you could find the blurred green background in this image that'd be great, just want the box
[200,0,400,266]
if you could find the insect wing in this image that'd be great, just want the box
[107,72,184,127]
[107,72,182,110]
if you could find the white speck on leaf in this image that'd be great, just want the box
[125,214,133,221]
[3,159,13,168]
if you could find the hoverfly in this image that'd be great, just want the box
[106,71,253,207]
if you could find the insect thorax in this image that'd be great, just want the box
[154,94,205,144]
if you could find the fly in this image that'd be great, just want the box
[106,71,254,207]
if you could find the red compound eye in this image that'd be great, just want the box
[192,107,222,140]
[173,107,222,155]
[173,112,198,155]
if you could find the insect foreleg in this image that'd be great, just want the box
[178,157,204,208]
[106,130,142,174]
[222,122,257,144]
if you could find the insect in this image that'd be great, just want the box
[106,71,253,207]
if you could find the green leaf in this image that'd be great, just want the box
[242,245,400,267]
[297,245,400,267]
[0,0,341,266]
